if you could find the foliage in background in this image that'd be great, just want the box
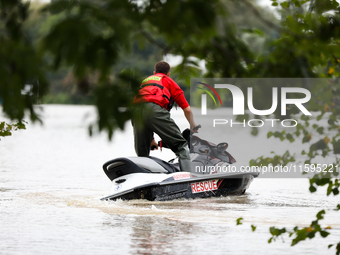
[235,1,340,254]
[0,0,339,253]
[0,121,26,139]
[37,0,224,136]
[0,0,48,122]
[16,0,276,106]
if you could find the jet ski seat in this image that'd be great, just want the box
[148,156,180,173]
[103,157,180,181]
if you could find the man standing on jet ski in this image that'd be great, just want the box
[132,61,199,172]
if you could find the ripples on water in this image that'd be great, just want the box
[0,105,339,255]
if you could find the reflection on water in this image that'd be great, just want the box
[0,105,339,255]
[129,217,198,254]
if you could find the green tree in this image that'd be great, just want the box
[236,1,340,254]
[38,0,228,137]
[0,0,49,139]
[0,0,48,122]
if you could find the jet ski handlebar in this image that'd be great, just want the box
[193,124,201,132]
[151,125,200,150]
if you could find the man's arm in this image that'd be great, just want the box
[164,77,199,132]
[183,106,198,133]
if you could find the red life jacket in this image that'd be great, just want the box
[133,73,173,110]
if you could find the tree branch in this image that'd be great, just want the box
[140,30,172,55]
[242,0,282,31]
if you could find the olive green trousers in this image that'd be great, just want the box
[132,103,190,172]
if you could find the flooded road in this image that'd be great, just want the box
[0,105,339,254]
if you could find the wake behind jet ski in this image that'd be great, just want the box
[101,129,259,201]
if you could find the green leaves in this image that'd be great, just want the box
[268,227,286,243]
[144,0,219,43]
[291,210,330,246]
[267,131,295,142]
[89,69,141,140]
[316,209,326,220]
[249,150,295,167]
[307,163,339,197]
[237,207,339,254]
[37,0,225,137]
[236,217,243,225]
[0,121,26,139]
[0,0,48,122]
[336,204,340,211]
[41,0,137,81]
[271,0,279,7]
[264,210,331,246]
[280,1,290,8]
[242,28,265,37]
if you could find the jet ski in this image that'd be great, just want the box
[101,129,259,201]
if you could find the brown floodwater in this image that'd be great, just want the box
[0,105,339,255]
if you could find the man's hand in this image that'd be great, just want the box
[191,124,201,133]
[150,139,158,150]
